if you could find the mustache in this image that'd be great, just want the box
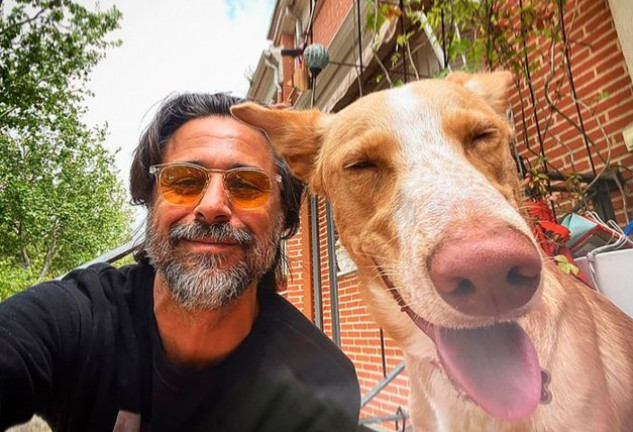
[169,220,255,246]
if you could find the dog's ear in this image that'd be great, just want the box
[230,103,330,191]
[445,71,513,116]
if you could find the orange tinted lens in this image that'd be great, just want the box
[160,165,207,205]
[225,170,272,209]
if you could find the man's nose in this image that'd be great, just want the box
[194,175,232,223]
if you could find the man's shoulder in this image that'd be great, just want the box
[61,262,154,289]
[4,262,154,319]
[259,293,328,342]
[56,262,154,300]
[258,294,357,376]
[249,294,361,429]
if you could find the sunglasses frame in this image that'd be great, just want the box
[149,162,282,208]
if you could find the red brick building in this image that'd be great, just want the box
[247,1,633,429]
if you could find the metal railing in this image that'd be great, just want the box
[360,361,409,431]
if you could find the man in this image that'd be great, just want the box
[0,93,361,431]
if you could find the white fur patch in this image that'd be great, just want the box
[384,84,534,320]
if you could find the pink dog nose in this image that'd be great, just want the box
[429,228,542,317]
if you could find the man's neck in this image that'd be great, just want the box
[153,275,260,368]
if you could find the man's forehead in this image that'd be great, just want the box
[172,116,265,140]
[163,116,275,167]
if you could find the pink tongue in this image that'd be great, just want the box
[435,322,541,422]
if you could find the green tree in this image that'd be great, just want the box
[0,0,132,298]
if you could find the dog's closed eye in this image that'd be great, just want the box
[343,160,378,170]
[471,128,498,144]
[466,126,501,151]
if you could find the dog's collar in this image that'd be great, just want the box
[372,257,435,342]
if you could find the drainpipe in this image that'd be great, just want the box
[285,3,303,47]
[263,50,283,102]
[325,202,341,346]
[310,196,323,329]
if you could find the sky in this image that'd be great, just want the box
[77,0,276,225]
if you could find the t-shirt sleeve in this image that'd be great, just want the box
[0,281,84,429]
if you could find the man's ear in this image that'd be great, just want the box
[445,70,514,116]
[231,103,329,191]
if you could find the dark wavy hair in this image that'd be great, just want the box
[129,93,306,296]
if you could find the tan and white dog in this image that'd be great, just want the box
[231,72,633,431]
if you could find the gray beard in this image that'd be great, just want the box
[145,211,281,311]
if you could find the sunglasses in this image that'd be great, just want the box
[149,162,281,209]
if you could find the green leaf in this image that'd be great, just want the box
[554,254,579,275]
[436,67,451,78]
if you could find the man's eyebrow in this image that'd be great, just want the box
[181,160,258,170]
[184,160,205,167]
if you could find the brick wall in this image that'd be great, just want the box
[283,227,306,312]
[312,0,354,47]
[337,272,411,422]
[282,199,314,321]
[280,33,296,104]
[510,0,633,223]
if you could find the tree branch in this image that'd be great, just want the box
[405,39,420,80]
[38,221,60,280]
[18,223,31,269]
[0,8,48,37]
[0,107,18,121]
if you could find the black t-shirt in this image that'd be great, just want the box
[0,263,360,431]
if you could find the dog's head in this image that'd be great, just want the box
[232,71,545,421]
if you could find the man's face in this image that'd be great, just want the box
[145,116,283,310]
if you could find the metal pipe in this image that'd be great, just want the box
[398,0,407,83]
[325,202,340,346]
[361,361,406,407]
[359,413,409,425]
[441,8,447,69]
[353,0,366,97]
[355,0,363,73]
[379,328,387,377]
[310,195,323,329]
[263,53,283,102]
[307,12,322,329]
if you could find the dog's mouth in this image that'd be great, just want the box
[372,257,546,422]
[434,322,542,422]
